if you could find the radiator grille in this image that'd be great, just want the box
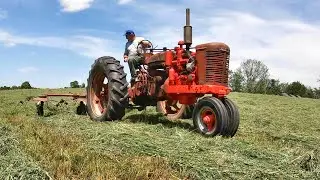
[205,50,229,86]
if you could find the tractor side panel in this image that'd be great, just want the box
[145,52,166,69]
[195,42,230,86]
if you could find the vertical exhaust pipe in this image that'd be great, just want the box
[184,8,192,50]
[186,8,190,26]
[184,8,195,72]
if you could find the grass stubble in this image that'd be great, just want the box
[0,88,319,179]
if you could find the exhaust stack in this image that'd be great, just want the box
[184,8,192,50]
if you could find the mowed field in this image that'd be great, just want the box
[0,88,319,180]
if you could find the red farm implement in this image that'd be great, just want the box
[33,93,87,116]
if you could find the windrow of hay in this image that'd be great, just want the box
[0,88,319,179]
[2,115,182,180]
[0,120,51,179]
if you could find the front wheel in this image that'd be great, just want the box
[86,56,129,121]
[221,98,240,137]
[192,97,229,137]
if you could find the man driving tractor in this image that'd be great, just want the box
[123,30,151,82]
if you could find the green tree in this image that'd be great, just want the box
[304,87,315,98]
[0,86,10,90]
[279,82,289,93]
[70,81,80,88]
[229,69,244,92]
[81,83,85,88]
[285,81,307,97]
[314,88,320,99]
[238,59,270,94]
[11,85,19,89]
[266,79,281,95]
[20,81,32,89]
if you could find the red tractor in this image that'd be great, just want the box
[86,8,239,137]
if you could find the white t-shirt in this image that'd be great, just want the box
[124,36,145,58]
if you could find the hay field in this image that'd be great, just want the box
[0,88,319,179]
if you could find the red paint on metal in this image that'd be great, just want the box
[138,38,232,106]
[164,84,231,95]
[195,42,230,85]
[201,109,216,132]
[165,50,173,66]
[129,70,158,100]
[33,97,48,102]
[32,93,87,102]
[169,68,175,85]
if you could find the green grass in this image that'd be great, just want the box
[0,88,319,179]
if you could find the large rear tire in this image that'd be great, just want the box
[86,56,129,121]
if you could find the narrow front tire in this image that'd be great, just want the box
[192,97,229,137]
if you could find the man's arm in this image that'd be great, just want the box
[138,37,151,48]
[124,43,129,62]
[124,42,129,56]
[141,40,151,48]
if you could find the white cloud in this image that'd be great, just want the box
[0,29,130,86]
[59,0,94,12]
[0,9,7,20]
[2,0,320,88]
[18,66,39,73]
[0,31,16,47]
[118,0,134,5]
[0,30,120,59]
[120,2,320,88]
[201,12,320,87]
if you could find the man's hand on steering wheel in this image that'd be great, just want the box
[138,40,153,50]
[141,41,151,48]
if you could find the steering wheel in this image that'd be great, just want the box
[137,40,153,55]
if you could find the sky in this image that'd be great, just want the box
[0,0,320,88]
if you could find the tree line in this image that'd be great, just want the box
[1,60,319,99]
[229,59,320,99]
[0,81,34,90]
[69,81,85,88]
[0,81,85,90]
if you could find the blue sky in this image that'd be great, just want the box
[0,0,320,88]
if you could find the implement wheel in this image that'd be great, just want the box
[86,56,129,121]
[221,98,240,137]
[192,97,229,137]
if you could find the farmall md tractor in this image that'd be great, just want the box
[86,8,239,137]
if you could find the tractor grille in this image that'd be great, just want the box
[205,50,229,86]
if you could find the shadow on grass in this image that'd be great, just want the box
[125,113,196,132]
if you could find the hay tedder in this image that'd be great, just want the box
[34,8,239,137]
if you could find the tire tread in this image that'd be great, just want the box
[86,56,129,121]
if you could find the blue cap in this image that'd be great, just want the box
[124,30,135,36]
